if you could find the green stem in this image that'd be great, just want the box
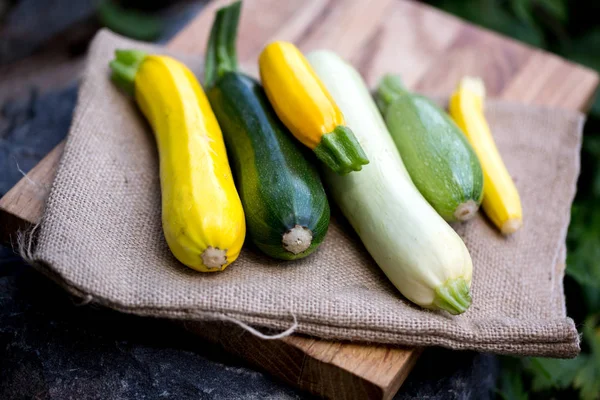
[109,49,148,96]
[375,74,408,116]
[204,1,242,88]
[313,126,369,175]
[433,278,472,315]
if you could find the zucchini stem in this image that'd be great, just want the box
[282,225,313,255]
[109,49,148,96]
[375,74,408,115]
[433,278,472,315]
[314,126,369,175]
[204,0,242,88]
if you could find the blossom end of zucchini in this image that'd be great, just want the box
[459,76,486,99]
[282,225,313,255]
[433,278,472,315]
[200,246,229,271]
[314,125,369,175]
[453,200,480,222]
[501,217,523,235]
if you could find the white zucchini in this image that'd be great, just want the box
[306,51,473,314]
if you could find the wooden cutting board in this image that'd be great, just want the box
[1,1,598,399]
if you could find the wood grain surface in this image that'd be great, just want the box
[1,1,598,399]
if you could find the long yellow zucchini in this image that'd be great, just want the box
[449,77,523,235]
[110,50,246,271]
[308,50,473,314]
[259,41,368,175]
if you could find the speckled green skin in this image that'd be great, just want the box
[208,73,330,260]
[377,76,483,222]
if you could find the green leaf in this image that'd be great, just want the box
[561,29,600,72]
[583,316,600,359]
[511,0,536,27]
[536,0,568,23]
[432,0,545,47]
[566,235,600,288]
[498,368,529,400]
[97,0,163,41]
[590,96,600,120]
[584,136,600,158]
[573,316,600,400]
[524,317,600,399]
[566,200,600,291]
[574,358,600,400]
[527,356,586,391]
[593,169,600,199]
[497,357,529,400]
[581,286,600,319]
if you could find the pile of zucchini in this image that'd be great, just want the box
[108,1,522,315]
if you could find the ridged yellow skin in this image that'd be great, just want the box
[259,41,344,149]
[449,77,523,235]
[135,55,245,271]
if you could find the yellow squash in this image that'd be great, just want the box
[259,41,368,175]
[110,50,246,271]
[449,77,523,235]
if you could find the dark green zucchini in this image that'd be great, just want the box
[376,74,484,222]
[204,1,329,260]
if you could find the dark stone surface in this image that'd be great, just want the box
[395,349,499,400]
[0,86,77,197]
[0,249,309,400]
[0,0,100,64]
[0,0,208,64]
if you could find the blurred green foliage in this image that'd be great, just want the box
[97,0,163,41]
[424,0,600,398]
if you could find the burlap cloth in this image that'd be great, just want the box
[28,30,584,357]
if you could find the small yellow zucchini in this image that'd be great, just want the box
[110,50,246,271]
[259,41,368,175]
[449,77,523,235]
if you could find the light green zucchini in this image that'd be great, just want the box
[376,75,484,222]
